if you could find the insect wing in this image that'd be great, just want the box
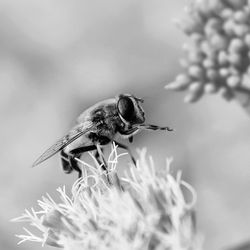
[32,121,95,167]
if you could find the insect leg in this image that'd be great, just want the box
[61,145,97,178]
[68,156,82,178]
[70,145,98,178]
[113,140,136,166]
[139,124,173,131]
[95,143,114,185]
[96,144,108,170]
[60,150,73,174]
[70,145,97,155]
[94,148,106,170]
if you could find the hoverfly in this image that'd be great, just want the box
[33,94,173,178]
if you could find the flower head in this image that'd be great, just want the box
[166,0,250,107]
[13,146,201,250]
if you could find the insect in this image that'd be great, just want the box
[33,94,173,178]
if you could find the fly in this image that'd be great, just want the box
[33,94,173,178]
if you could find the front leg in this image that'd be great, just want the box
[113,140,136,166]
[95,143,113,185]
[138,124,173,131]
[95,144,108,170]
[61,145,97,178]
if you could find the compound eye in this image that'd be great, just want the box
[118,96,135,121]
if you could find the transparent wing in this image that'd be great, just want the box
[32,121,95,167]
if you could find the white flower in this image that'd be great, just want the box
[13,146,201,250]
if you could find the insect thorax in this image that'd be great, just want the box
[87,103,123,145]
[88,132,111,145]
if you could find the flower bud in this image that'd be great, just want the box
[244,34,250,47]
[205,18,221,36]
[210,34,228,50]
[188,65,204,79]
[204,82,218,93]
[228,38,245,52]
[206,69,219,81]
[223,19,236,36]
[176,74,191,84]
[188,50,203,64]
[228,53,242,66]
[228,66,239,76]
[234,10,248,23]
[184,92,203,103]
[206,18,221,31]
[189,81,203,92]
[219,68,230,77]
[204,25,216,37]
[165,74,191,91]
[218,51,228,65]
[227,0,247,10]
[242,73,250,89]
[203,58,214,68]
[200,41,213,55]
[208,0,224,14]
[234,24,249,37]
[221,8,234,19]
[184,82,204,102]
[195,0,212,17]
[227,75,241,88]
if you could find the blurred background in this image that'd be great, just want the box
[1,0,250,249]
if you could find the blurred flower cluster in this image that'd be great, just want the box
[166,0,250,106]
[13,145,201,250]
